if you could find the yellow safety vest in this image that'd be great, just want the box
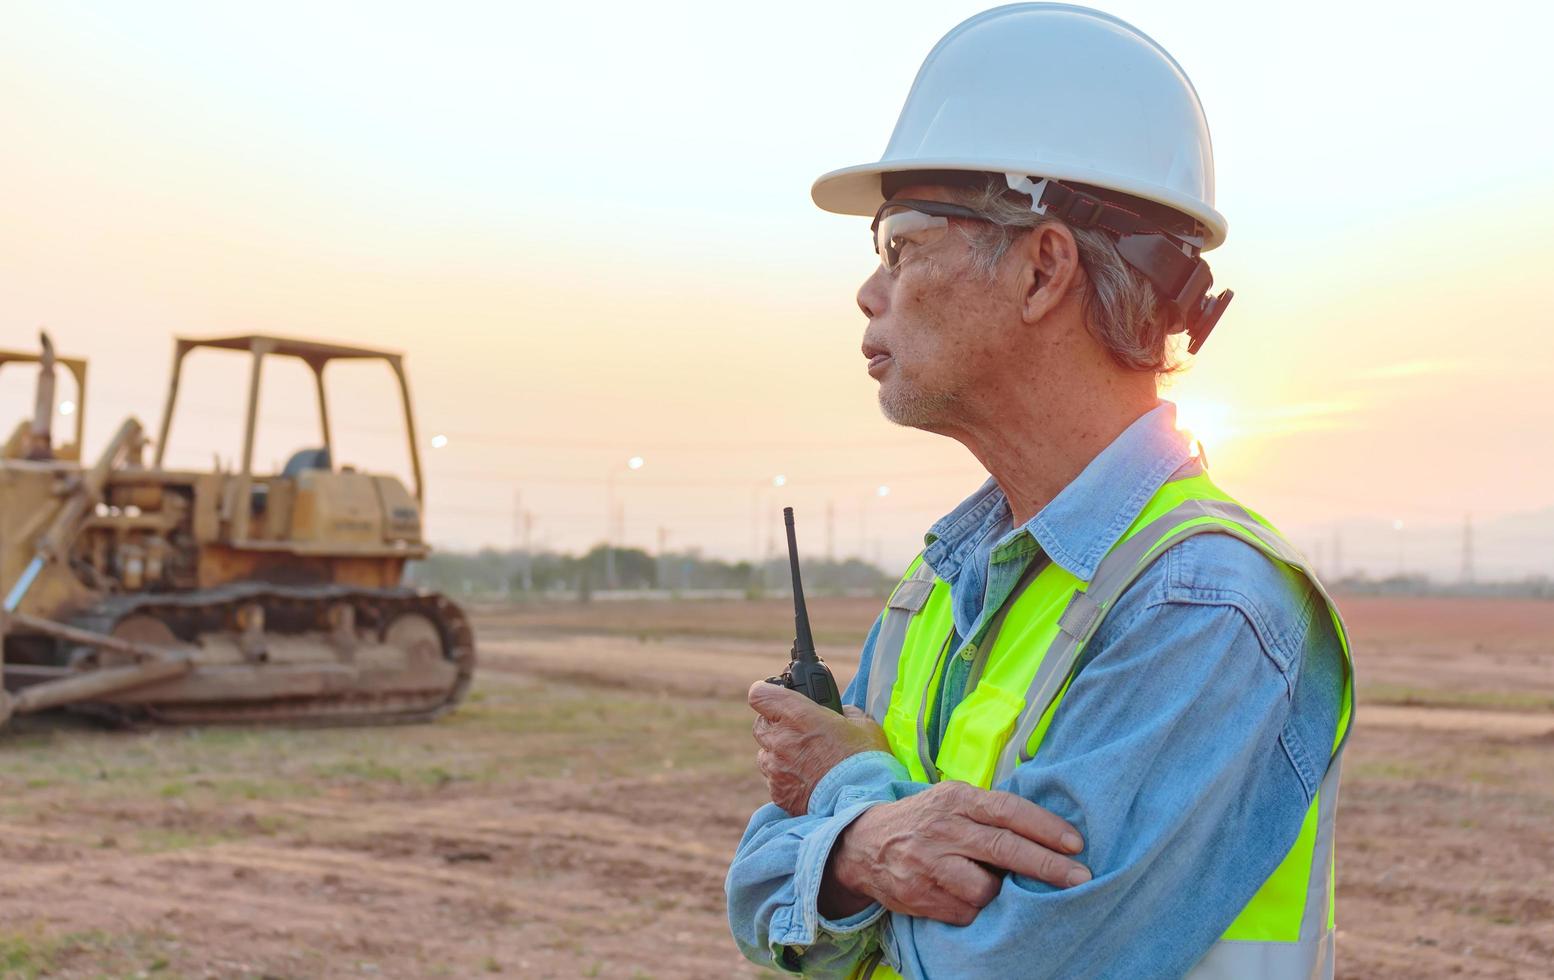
[848,470,1354,979]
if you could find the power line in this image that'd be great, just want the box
[88,382,896,454]
[427,464,980,489]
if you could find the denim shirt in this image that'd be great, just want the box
[725,402,1348,979]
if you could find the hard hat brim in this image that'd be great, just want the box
[812,159,1229,250]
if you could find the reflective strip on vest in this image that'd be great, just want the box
[866,556,936,723]
[992,496,1347,785]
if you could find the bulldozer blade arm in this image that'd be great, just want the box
[11,655,193,714]
[2,610,195,716]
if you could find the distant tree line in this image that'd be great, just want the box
[1331,573,1554,599]
[406,545,894,599]
[408,549,1553,601]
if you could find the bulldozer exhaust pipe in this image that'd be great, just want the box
[26,332,56,461]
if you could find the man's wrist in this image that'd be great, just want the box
[818,806,880,919]
[808,749,908,816]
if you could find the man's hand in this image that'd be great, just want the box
[748,681,890,815]
[821,780,1090,925]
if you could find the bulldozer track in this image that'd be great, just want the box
[64,584,475,727]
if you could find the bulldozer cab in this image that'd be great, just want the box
[0,337,87,463]
[151,335,427,563]
[153,335,424,497]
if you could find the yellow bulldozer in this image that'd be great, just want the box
[0,333,474,727]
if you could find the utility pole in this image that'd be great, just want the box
[604,479,615,592]
[613,499,626,588]
[509,489,522,599]
[522,511,534,592]
[1460,513,1475,584]
[749,486,759,565]
[604,457,644,592]
[657,525,669,592]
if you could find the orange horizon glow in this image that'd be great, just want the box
[1,1,1549,580]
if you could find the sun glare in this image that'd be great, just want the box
[1173,397,1235,457]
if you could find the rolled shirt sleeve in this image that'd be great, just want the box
[727,614,909,975]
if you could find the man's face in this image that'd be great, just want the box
[856,184,1012,432]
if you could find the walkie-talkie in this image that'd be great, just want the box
[765,507,844,713]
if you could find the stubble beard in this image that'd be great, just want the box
[877,370,966,430]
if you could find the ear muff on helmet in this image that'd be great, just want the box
[1029,179,1232,354]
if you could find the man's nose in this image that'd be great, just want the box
[857,266,888,319]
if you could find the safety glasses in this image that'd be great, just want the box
[870,199,996,273]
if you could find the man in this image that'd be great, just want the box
[725,5,1353,979]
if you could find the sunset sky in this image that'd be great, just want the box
[2,1,1550,579]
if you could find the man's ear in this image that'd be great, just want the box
[1020,223,1083,325]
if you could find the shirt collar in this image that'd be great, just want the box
[923,401,1194,583]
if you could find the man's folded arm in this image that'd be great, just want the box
[868,579,1337,979]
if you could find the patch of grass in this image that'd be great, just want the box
[0,933,59,978]
[1348,758,1435,782]
[207,775,317,802]
[0,927,177,979]
[1362,683,1554,712]
[1459,902,1524,926]
[539,622,867,647]
[311,757,412,782]
[308,757,490,788]
[416,765,463,788]
[132,826,239,853]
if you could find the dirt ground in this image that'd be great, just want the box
[0,595,1550,979]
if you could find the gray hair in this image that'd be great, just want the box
[955,179,1183,375]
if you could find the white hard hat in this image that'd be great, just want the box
[812,3,1227,250]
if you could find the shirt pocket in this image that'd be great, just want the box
[938,683,1026,789]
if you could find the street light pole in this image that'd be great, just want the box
[606,472,616,591]
[862,485,890,567]
[605,456,645,590]
[757,474,787,591]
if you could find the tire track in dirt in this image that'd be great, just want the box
[1339,931,1551,980]
[1360,703,1554,738]
[0,799,756,978]
[476,632,864,701]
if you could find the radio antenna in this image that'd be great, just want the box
[784,507,817,662]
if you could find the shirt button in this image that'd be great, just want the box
[960,643,977,661]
